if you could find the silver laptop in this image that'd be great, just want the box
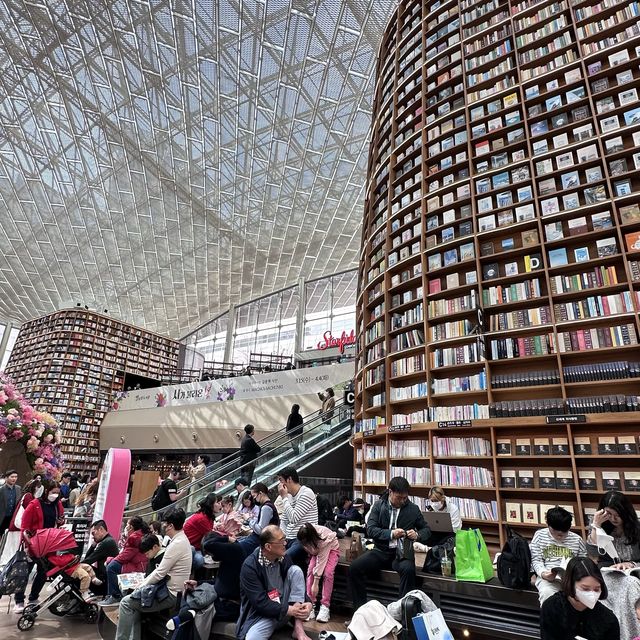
[423,511,454,533]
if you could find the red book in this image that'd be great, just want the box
[429,279,442,294]
[601,296,611,316]
[577,330,586,351]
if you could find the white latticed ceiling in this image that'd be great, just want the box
[0,0,395,338]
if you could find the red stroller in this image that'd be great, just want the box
[16,528,98,632]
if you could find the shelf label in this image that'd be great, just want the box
[546,415,586,424]
[438,420,472,428]
[363,429,376,437]
[389,424,412,433]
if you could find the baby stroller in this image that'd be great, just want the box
[16,528,98,631]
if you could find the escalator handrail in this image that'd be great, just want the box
[127,408,353,519]
[124,400,347,515]
[123,404,335,511]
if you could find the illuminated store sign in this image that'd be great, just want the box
[316,329,356,353]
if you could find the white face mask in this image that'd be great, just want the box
[34,486,44,498]
[429,501,444,511]
[47,493,59,502]
[575,589,600,609]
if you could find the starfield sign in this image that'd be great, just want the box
[316,329,356,354]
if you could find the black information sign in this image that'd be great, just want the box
[437,420,472,428]
[546,415,587,424]
[363,429,376,437]
[389,424,412,433]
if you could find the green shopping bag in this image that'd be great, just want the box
[454,528,494,583]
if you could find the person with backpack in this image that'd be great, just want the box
[151,468,187,514]
[530,506,587,604]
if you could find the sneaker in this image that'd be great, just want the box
[413,542,429,553]
[98,595,121,606]
[305,608,315,621]
[316,604,330,623]
[81,592,95,603]
[13,603,25,614]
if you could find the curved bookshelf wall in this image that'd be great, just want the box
[355,0,640,548]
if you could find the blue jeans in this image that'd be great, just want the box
[106,559,123,598]
[285,538,308,568]
[239,533,260,555]
[192,547,204,570]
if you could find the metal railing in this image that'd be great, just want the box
[124,400,349,516]
[125,402,353,519]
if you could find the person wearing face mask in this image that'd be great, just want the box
[540,557,620,640]
[587,490,640,569]
[99,516,150,606]
[13,480,65,613]
[0,478,40,568]
[413,486,462,552]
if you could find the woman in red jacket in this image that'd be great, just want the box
[183,493,221,570]
[99,516,149,605]
[14,480,65,613]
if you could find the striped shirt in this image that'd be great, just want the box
[280,485,318,540]
[530,527,587,576]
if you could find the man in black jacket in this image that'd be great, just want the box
[80,520,119,595]
[239,424,261,485]
[348,476,431,609]
[236,525,312,640]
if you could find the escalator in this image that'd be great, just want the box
[125,399,353,518]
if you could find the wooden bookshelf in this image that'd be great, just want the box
[4,309,181,474]
[352,414,640,548]
[355,0,640,545]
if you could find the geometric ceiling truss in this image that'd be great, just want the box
[0,0,396,338]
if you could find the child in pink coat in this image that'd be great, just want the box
[297,523,340,623]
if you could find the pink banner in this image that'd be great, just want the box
[93,448,131,539]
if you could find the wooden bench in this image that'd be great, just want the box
[98,541,541,640]
[330,548,541,640]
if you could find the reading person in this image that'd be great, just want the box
[540,558,619,640]
[530,506,587,604]
[587,490,640,568]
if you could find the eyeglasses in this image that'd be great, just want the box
[270,539,287,546]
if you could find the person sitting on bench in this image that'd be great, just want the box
[348,476,431,610]
[236,525,312,640]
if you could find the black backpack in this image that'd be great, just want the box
[316,494,333,525]
[150,480,169,512]
[497,527,532,589]
[0,545,30,596]
[422,536,456,574]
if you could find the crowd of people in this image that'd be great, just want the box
[3,460,640,639]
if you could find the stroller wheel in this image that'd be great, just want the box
[23,604,38,615]
[17,615,35,631]
[84,604,98,624]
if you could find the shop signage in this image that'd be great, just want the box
[546,415,586,424]
[438,420,472,428]
[389,424,412,433]
[363,429,376,437]
[316,329,356,353]
[113,362,354,411]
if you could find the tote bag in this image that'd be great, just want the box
[454,528,493,583]
[412,609,454,640]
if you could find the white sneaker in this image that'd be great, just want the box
[306,608,315,621]
[14,603,25,614]
[413,542,429,553]
[316,605,330,623]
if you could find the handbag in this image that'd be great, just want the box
[131,575,171,608]
[345,532,364,562]
[412,609,454,640]
[454,529,493,583]
[422,537,455,574]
